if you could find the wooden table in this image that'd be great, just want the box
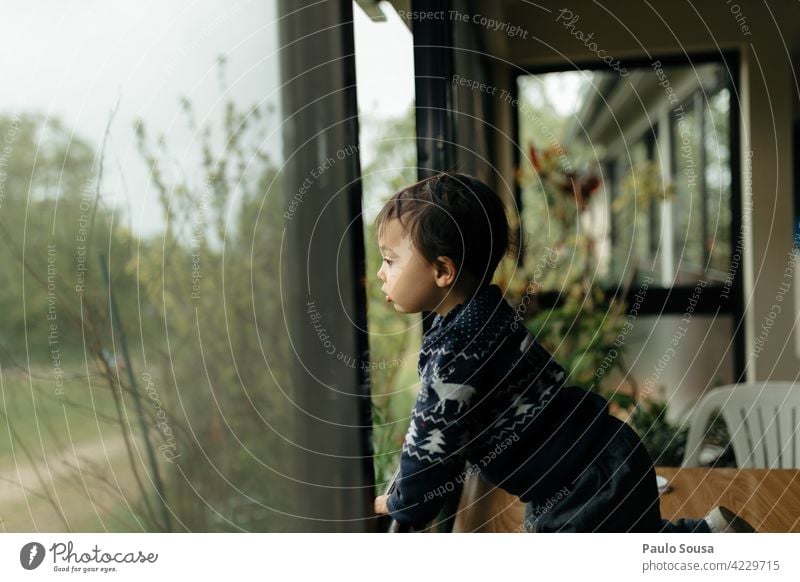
[452,468,800,532]
[656,467,800,533]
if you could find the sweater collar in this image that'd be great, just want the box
[424,284,505,342]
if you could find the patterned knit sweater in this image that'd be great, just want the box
[386,284,611,528]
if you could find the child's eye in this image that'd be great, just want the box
[382,258,393,266]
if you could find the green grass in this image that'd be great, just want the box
[0,366,125,465]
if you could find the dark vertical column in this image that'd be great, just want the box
[727,52,746,384]
[696,91,710,267]
[646,132,659,258]
[278,0,375,532]
[511,72,526,268]
[412,0,457,178]
[412,0,458,341]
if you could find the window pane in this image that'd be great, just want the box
[614,140,652,282]
[705,88,732,277]
[517,63,731,291]
[517,71,604,291]
[672,101,705,281]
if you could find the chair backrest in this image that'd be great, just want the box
[682,382,800,468]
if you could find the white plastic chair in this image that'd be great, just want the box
[682,382,800,468]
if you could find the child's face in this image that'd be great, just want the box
[376,218,442,314]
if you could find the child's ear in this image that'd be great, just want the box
[433,256,458,288]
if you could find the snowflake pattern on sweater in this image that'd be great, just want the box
[386,284,573,527]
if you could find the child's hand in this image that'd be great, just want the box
[374,495,389,515]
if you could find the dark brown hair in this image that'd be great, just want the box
[375,172,517,287]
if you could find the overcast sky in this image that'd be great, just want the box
[0,0,414,238]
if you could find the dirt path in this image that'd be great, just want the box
[0,435,138,530]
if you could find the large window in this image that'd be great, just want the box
[0,0,372,533]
